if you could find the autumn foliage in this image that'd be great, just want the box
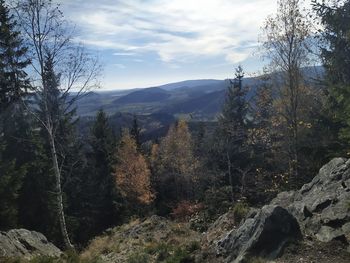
[114,130,154,205]
[151,120,199,207]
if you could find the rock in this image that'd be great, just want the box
[0,229,62,260]
[215,205,301,263]
[203,158,350,262]
[272,158,350,244]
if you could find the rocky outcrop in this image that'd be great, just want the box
[272,158,350,245]
[216,205,301,263]
[209,158,350,263]
[0,229,62,259]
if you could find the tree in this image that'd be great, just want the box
[262,0,313,186]
[313,0,350,149]
[82,109,117,239]
[114,130,154,211]
[15,0,100,249]
[0,147,26,229]
[0,0,31,230]
[151,120,199,213]
[218,66,251,200]
[130,115,142,149]
[0,0,30,111]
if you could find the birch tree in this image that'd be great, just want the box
[15,0,100,249]
[262,0,312,185]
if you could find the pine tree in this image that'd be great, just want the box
[0,0,31,230]
[218,66,251,200]
[130,115,142,149]
[78,109,117,242]
[313,0,350,151]
[0,0,30,111]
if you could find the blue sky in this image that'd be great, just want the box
[58,0,308,90]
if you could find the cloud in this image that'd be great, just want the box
[113,63,126,69]
[62,0,282,65]
[59,0,316,90]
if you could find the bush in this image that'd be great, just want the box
[171,201,203,221]
[232,201,249,225]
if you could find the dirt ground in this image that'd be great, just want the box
[275,239,350,263]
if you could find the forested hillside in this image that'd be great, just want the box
[0,0,349,262]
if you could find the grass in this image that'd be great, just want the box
[232,201,250,225]
[127,252,151,263]
[143,241,199,263]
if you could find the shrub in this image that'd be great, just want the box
[171,201,203,221]
[232,201,249,225]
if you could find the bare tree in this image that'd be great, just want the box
[262,0,312,185]
[14,0,101,249]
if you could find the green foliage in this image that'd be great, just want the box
[0,158,25,229]
[217,66,252,200]
[313,0,350,151]
[232,202,249,225]
[0,0,31,111]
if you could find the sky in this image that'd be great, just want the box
[58,0,304,90]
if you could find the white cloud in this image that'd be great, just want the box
[62,0,282,63]
[63,0,313,65]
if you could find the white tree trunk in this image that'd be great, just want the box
[48,131,73,249]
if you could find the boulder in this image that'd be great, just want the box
[205,158,350,262]
[215,205,301,263]
[0,229,62,259]
[272,158,350,244]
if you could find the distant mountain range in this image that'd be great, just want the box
[76,66,324,139]
[76,77,262,120]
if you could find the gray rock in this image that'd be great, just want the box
[0,229,62,259]
[216,205,301,263]
[208,158,350,262]
[272,158,350,243]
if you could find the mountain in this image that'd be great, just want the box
[75,66,324,119]
[113,87,171,104]
[157,79,223,91]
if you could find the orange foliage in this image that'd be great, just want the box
[171,201,203,221]
[114,130,154,205]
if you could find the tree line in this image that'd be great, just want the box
[0,0,349,250]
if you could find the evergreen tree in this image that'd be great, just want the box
[0,0,30,230]
[218,66,251,200]
[77,109,118,243]
[0,0,30,111]
[313,0,350,151]
[130,115,142,149]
